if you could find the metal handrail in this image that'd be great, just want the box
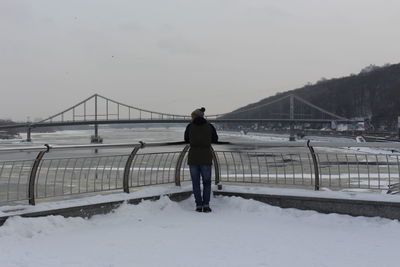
[0,141,187,153]
[123,142,144,193]
[28,144,50,205]
[307,141,319,190]
[1,140,400,206]
[175,145,190,186]
[1,140,399,154]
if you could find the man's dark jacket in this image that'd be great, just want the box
[184,117,218,165]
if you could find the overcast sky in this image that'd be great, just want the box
[1,0,400,121]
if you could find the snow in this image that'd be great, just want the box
[0,194,399,267]
[344,146,400,155]
[220,131,291,142]
[220,131,400,155]
[2,184,400,218]
[0,185,193,217]
[218,185,400,202]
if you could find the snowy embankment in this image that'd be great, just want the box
[0,185,192,217]
[1,194,400,267]
[2,185,400,218]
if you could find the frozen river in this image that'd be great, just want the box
[0,125,357,148]
[0,126,190,147]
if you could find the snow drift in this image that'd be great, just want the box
[0,195,399,267]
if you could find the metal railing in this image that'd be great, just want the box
[1,141,400,206]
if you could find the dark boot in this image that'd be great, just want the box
[203,206,212,213]
[195,206,203,212]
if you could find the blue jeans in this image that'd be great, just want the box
[189,165,212,207]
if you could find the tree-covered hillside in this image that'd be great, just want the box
[223,63,400,130]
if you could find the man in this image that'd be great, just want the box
[184,107,218,212]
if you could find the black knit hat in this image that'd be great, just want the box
[191,107,206,117]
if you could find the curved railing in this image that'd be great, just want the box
[0,141,400,206]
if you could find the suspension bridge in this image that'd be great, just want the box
[0,93,357,142]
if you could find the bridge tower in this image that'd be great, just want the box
[26,126,32,142]
[289,95,295,141]
[91,94,103,143]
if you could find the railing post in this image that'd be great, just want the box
[211,147,222,190]
[28,144,51,205]
[307,140,320,190]
[175,145,190,186]
[123,142,144,193]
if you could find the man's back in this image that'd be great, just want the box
[184,117,218,165]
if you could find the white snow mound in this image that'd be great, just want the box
[0,195,399,267]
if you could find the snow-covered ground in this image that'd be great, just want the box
[0,194,399,267]
[2,185,400,218]
[0,185,193,217]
